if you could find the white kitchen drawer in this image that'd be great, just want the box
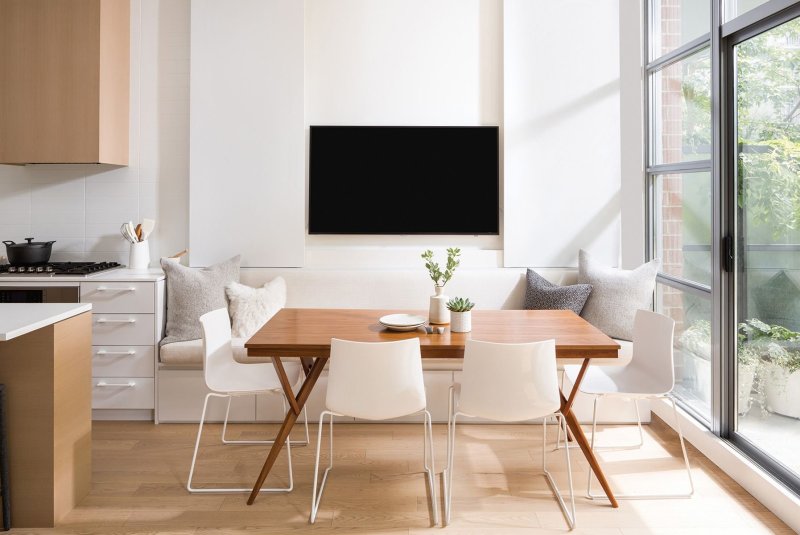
[92,313,155,345]
[92,345,155,377]
[81,282,155,313]
[92,377,155,409]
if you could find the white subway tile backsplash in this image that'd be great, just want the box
[31,222,85,239]
[86,235,130,253]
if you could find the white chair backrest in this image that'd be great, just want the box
[326,338,426,420]
[459,339,560,422]
[628,309,676,394]
[199,308,235,392]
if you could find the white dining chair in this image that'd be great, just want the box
[309,337,437,525]
[187,308,309,494]
[562,309,694,500]
[444,339,575,529]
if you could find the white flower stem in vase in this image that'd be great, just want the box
[429,285,450,324]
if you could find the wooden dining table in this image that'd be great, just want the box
[244,308,621,508]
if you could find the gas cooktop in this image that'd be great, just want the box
[0,261,123,276]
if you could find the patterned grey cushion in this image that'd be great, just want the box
[524,269,592,314]
[578,249,660,341]
[160,255,241,345]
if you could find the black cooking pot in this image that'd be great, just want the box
[3,238,56,265]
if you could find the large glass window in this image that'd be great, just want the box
[734,14,800,485]
[647,0,800,496]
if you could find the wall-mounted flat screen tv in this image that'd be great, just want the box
[308,125,499,234]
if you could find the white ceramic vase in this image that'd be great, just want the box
[450,311,471,333]
[129,240,150,270]
[429,285,450,324]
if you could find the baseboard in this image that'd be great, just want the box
[93,409,154,421]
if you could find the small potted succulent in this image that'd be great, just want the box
[421,248,461,324]
[447,297,475,333]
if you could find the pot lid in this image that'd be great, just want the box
[3,238,56,248]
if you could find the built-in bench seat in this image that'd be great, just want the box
[156,268,642,424]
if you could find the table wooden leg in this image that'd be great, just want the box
[560,358,619,508]
[247,357,326,505]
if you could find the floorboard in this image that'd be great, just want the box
[12,416,793,534]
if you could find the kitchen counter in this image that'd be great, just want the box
[0,303,92,341]
[0,267,165,283]
[0,305,92,527]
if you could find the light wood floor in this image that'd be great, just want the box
[16,417,793,534]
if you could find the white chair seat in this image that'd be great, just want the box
[205,360,302,394]
[563,363,669,397]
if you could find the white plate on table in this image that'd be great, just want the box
[379,314,426,331]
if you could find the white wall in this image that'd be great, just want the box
[189,0,305,268]
[503,0,622,268]
[0,1,644,273]
[0,0,190,266]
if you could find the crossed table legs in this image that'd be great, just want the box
[246,356,619,508]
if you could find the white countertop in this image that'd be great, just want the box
[0,303,92,341]
[0,267,165,283]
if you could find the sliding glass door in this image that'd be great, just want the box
[732,12,800,489]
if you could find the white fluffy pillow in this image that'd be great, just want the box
[225,277,287,338]
[578,250,660,341]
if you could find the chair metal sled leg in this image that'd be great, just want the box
[187,393,293,493]
[543,413,576,530]
[310,409,438,526]
[586,395,694,500]
[220,395,310,446]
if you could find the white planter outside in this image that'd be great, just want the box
[764,363,800,419]
[429,286,450,325]
[450,311,471,333]
[682,350,711,407]
[738,363,756,415]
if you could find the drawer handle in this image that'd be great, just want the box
[96,381,136,388]
[96,318,137,324]
[96,350,136,356]
[96,287,136,292]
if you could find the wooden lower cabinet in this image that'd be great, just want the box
[0,312,92,527]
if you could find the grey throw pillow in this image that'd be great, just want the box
[578,250,660,341]
[524,269,592,315]
[160,255,241,345]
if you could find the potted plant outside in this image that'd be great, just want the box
[447,297,474,333]
[740,319,800,419]
[421,248,461,324]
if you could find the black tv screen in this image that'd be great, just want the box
[308,126,499,234]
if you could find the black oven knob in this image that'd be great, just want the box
[35,266,44,272]
[7,266,16,273]
[45,266,54,272]
[26,267,35,273]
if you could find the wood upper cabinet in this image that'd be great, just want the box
[0,0,130,164]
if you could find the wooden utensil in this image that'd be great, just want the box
[134,224,143,242]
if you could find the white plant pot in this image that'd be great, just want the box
[429,286,450,325]
[764,363,800,419]
[450,311,471,333]
[738,363,756,416]
[681,350,711,407]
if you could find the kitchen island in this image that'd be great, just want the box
[0,303,92,527]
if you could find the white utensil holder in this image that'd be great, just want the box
[129,241,150,270]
